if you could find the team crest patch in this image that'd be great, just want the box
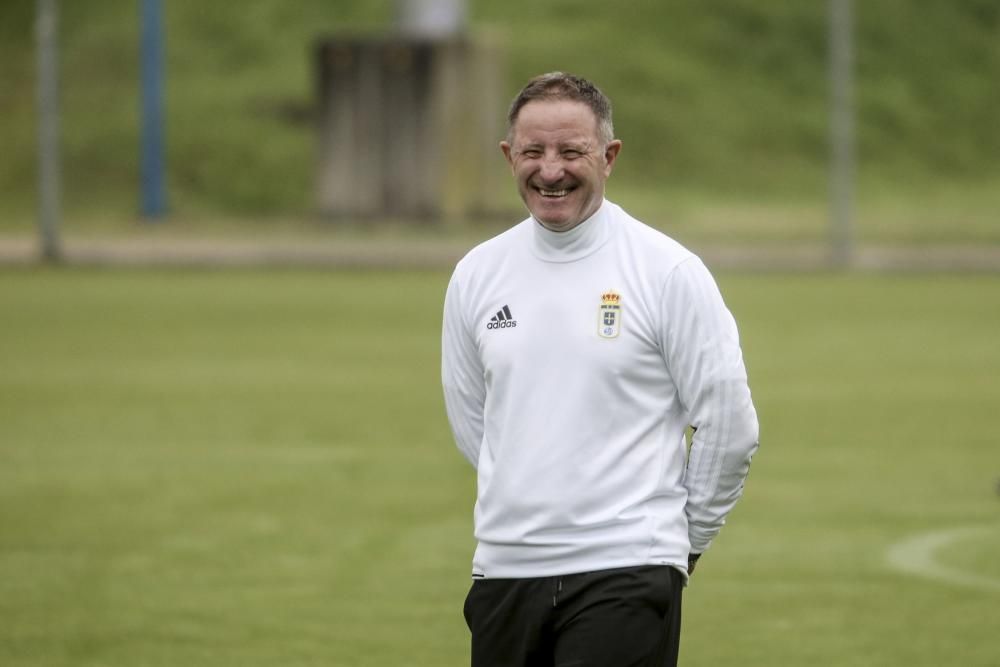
[598,291,622,338]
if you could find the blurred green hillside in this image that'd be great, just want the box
[1,0,998,242]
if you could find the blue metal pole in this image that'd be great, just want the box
[140,0,167,220]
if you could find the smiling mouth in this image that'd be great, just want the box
[537,187,572,198]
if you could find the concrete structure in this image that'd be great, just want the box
[314,33,505,221]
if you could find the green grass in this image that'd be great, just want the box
[2,268,999,665]
[1,1,998,241]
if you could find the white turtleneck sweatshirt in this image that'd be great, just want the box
[442,200,759,580]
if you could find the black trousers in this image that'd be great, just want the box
[463,565,683,667]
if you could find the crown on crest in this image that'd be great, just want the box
[601,291,621,305]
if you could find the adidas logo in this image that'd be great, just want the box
[486,305,517,330]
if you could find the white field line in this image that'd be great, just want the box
[885,525,1000,593]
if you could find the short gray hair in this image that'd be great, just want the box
[506,72,615,144]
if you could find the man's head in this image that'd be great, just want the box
[501,72,622,233]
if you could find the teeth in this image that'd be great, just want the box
[539,189,569,197]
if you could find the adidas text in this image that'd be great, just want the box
[487,305,516,330]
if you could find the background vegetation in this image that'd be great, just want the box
[1,0,998,243]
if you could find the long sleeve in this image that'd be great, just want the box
[660,257,759,554]
[441,271,487,468]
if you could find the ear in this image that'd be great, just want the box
[500,141,514,170]
[603,140,622,176]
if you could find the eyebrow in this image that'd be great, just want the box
[516,141,593,152]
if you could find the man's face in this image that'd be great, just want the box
[501,99,622,233]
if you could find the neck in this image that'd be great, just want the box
[530,200,614,263]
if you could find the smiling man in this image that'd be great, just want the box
[442,72,760,667]
[500,94,620,233]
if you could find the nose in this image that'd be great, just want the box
[538,154,565,184]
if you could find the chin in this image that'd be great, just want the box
[529,204,571,227]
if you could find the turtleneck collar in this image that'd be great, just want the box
[529,200,615,263]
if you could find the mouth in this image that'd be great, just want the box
[534,186,574,199]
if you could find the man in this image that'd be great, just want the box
[441,72,759,667]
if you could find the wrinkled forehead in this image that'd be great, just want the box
[510,99,602,146]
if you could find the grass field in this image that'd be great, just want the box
[2,268,999,666]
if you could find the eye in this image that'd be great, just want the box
[521,149,542,158]
[562,150,583,159]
